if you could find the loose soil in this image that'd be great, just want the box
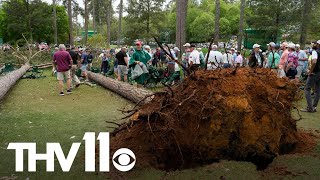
[110,68,304,171]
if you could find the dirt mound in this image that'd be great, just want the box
[110,68,301,171]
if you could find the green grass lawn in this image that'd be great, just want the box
[0,70,132,179]
[0,70,320,179]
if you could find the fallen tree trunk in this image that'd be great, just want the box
[88,71,153,104]
[0,66,4,74]
[0,64,31,101]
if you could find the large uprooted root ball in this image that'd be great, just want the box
[110,68,301,171]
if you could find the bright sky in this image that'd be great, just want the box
[42,0,125,24]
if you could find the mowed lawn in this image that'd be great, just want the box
[0,70,132,179]
[0,69,319,179]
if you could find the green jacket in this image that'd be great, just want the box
[129,49,151,66]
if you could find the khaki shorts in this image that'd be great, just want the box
[57,70,71,81]
[117,65,128,75]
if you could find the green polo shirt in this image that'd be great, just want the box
[268,51,280,68]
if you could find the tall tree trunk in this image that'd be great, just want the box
[175,0,181,53]
[117,0,123,48]
[176,0,188,58]
[68,0,73,46]
[88,72,153,104]
[84,0,89,45]
[25,0,32,41]
[106,0,112,47]
[146,1,150,44]
[299,0,311,49]
[53,0,58,45]
[92,0,96,33]
[0,65,30,101]
[237,0,245,51]
[274,0,281,42]
[214,0,220,45]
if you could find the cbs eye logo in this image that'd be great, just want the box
[112,148,136,172]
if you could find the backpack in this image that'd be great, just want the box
[285,52,298,78]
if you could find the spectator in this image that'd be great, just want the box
[235,51,243,67]
[230,48,237,62]
[285,43,299,80]
[188,44,201,71]
[129,41,151,86]
[152,47,161,67]
[80,48,89,81]
[222,50,234,68]
[278,42,289,77]
[267,42,280,72]
[67,46,81,88]
[249,44,265,68]
[116,47,129,82]
[52,44,73,96]
[173,47,180,59]
[101,51,110,75]
[86,50,94,70]
[197,48,205,68]
[296,44,308,80]
[206,45,223,69]
[301,42,320,113]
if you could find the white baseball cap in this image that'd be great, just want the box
[173,47,180,51]
[317,40,320,44]
[144,45,151,49]
[295,44,300,48]
[253,44,261,49]
[183,43,191,47]
[288,43,296,49]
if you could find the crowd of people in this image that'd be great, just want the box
[52,40,320,114]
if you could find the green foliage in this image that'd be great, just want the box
[123,0,166,44]
[87,34,107,48]
[189,12,214,42]
[0,0,69,44]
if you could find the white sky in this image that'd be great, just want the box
[42,0,124,24]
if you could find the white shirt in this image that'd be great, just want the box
[175,63,180,72]
[235,55,243,64]
[312,50,318,60]
[223,53,233,64]
[188,50,200,64]
[206,50,223,64]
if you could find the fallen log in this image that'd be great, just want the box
[87,71,153,104]
[0,64,31,101]
[0,66,4,73]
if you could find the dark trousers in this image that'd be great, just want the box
[101,61,109,74]
[304,72,320,108]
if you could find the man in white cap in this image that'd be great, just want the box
[230,48,237,62]
[205,44,223,69]
[182,43,191,75]
[249,44,265,68]
[188,44,201,71]
[197,47,205,68]
[295,44,308,79]
[301,41,320,112]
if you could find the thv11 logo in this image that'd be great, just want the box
[7,132,136,172]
